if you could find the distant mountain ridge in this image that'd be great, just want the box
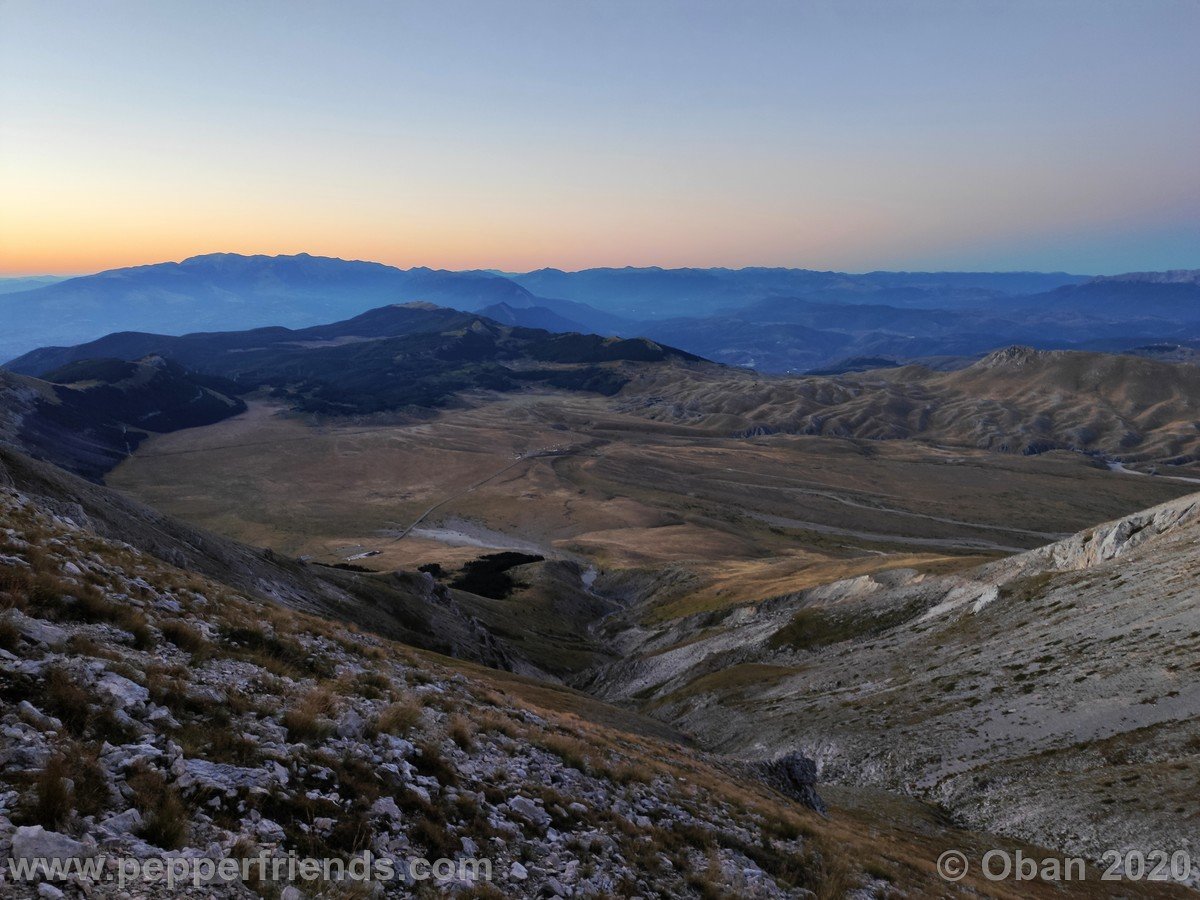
[0,253,540,362]
[508,266,1088,318]
[1090,269,1200,285]
[4,252,1198,375]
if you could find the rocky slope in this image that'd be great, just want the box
[0,466,852,898]
[0,447,544,677]
[5,449,1177,897]
[586,491,1200,873]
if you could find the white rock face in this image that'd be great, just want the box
[506,795,551,827]
[100,808,143,836]
[11,611,68,648]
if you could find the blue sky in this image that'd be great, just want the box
[1,0,1197,274]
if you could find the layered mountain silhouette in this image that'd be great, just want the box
[4,254,1199,375]
[0,253,538,361]
[507,266,1088,317]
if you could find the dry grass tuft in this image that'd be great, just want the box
[128,767,188,850]
[447,714,476,750]
[30,754,73,830]
[160,619,208,653]
[371,699,423,737]
[283,688,337,743]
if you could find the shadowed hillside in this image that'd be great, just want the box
[8,304,702,419]
[0,358,245,479]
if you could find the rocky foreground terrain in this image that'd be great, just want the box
[0,479,852,898]
[4,452,1185,898]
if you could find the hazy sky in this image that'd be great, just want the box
[1,0,1197,275]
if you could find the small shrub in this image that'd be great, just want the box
[350,670,394,701]
[41,666,91,736]
[610,760,654,785]
[69,746,111,818]
[476,710,519,738]
[174,721,261,766]
[124,613,155,650]
[412,815,458,860]
[221,624,330,678]
[539,732,593,773]
[412,740,457,786]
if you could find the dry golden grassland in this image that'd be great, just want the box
[110,392,1193,628]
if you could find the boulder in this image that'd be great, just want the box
[11,825,89,863]
[172,758,277,796]
[758,751,827,815]
[507,795,551,827]
[96,672,150,710]
[12,613,68,648]
[99,808,143,837]
[371,797,404,824]
[17,701,60,731]
[336,709,365,739]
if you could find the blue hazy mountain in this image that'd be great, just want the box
[0,275,68,295]
[0,253,542,361]
[1021,275,1200,320]
[476,302,591,333]
[507,266,1089,318]
[5,255,1199,374]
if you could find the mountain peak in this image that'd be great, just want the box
[975,345,1050,368]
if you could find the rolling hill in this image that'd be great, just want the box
[7,303,704,419]
[620,345,1200,466]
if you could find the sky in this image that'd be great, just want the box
[1,0,1197,276]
